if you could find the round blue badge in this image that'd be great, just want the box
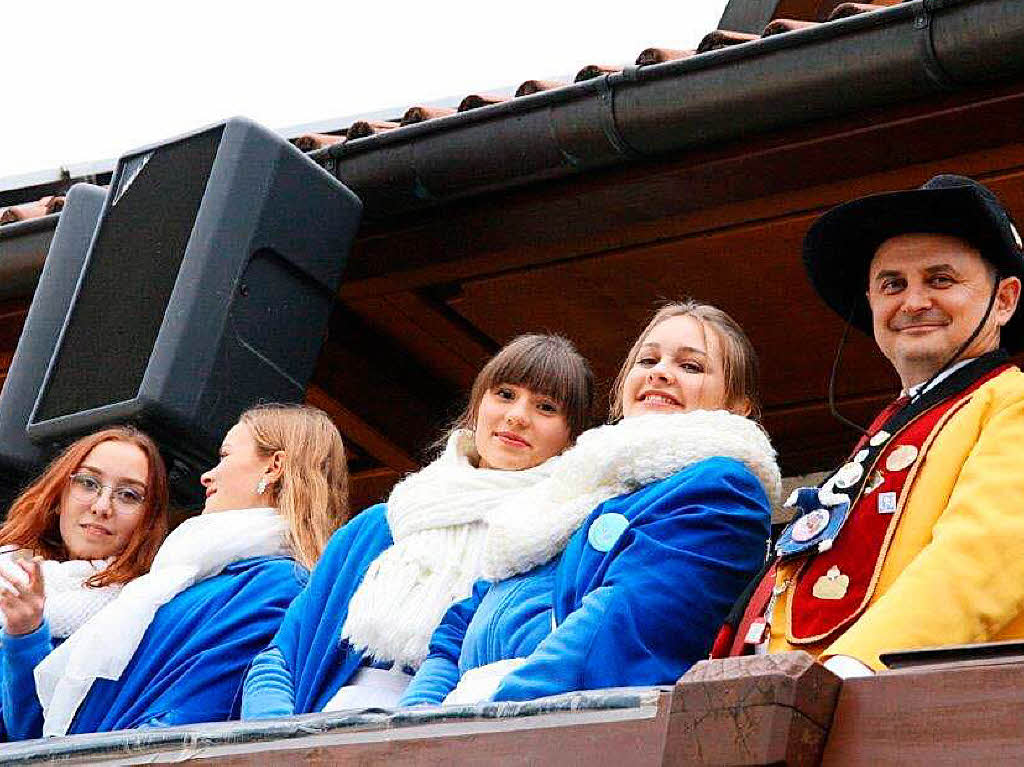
[588,513,629,553]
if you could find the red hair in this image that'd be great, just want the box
[0,426,169,587]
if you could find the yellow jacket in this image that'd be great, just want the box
[769,366,1024,669]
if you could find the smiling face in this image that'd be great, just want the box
[200,422,278,513]
[620,314,729,418]
[867,233,1021,389]
[58,440,150,560]
[473,383,572,470]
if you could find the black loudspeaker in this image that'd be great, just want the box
[24,117,362,506]
[0,184,107,505]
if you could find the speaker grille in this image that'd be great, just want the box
[36,127,224,421]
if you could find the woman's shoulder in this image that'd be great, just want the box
[321,504,393,559]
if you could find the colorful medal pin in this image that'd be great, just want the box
[790,508,830,542]
[877,491,897,514]
[776,497,851,558]
[869,430,891,447]
[832,461,863,490]
[812,566,849,600]
[885,444,919,472]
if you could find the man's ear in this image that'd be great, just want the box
[995,275,1022,325]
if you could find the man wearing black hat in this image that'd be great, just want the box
[722,175,1024,677]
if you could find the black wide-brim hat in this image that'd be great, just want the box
[803,174,1024,352]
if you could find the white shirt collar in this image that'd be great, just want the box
[903,357,976,399]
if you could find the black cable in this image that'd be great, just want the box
[827,307,868,435]
[908,273,1001,402]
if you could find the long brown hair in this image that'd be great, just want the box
[240,404,349,569]
[451,334,594,445]
[610,300,761,421]
[0,426,169,587]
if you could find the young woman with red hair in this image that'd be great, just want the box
[0,426,169,741]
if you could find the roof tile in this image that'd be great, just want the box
[401,106,457,125]
[697,29,760,53]
[635,48,696,66]
[763,19,820,37]
[292,133,344,152]
[574,64,621,82]
[827,2,892,21]
[458,94,509,112]
[346,120,400,140]
[0,195,64,225]
[515,80,567,97]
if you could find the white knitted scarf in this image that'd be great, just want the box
[0,548,120,639]
[481,410,781,581]
[342,412,780,669]
[341,430,555,669]
[35,507,290,737]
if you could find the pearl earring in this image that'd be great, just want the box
[255,477,268,495]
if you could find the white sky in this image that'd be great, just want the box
[1,1,728,181]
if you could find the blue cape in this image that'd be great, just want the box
[66,555,302,733]
[242,505,393,717]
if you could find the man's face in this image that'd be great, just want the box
[866,233,1020,388]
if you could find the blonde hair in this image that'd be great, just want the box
[452,334,594,443]
[610,300,760,421]
[240,404,348,569]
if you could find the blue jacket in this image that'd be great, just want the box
[0,555,303,738]
[242,505,393,718]
[0,625,61,741]
[401,457,770,705]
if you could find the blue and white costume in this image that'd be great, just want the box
[401,411,780,706]
[242,431,556,719]
[31,508,299,737]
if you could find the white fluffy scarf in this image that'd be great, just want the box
[0,548,120,639]
[35,507,289,737]
[341,430,555,669]
[342,411,780,669]
[481,411,781,581]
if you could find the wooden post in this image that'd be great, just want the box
[664,651,841,766]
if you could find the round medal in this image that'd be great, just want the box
[869,430,891,447]
[791,508,830,543]
[833,461,864,489]
[885,444,919,472]
[854,449,869,463]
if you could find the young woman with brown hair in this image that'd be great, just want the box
[242,334,594,718]
[25,404,347,737]
[0,426,168,741]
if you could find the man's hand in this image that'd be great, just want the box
[0,557,45,636]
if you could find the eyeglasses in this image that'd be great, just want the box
[68,473,146,514]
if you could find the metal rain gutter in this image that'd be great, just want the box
[316,0,1024,217]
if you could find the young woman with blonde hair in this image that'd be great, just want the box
[242,334,594,718]
[24,404,347,737]
[401,300,779,705]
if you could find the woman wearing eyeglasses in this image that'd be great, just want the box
[0,426,169,741]
[30,404,348,738]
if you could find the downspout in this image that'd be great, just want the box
[318,0,1024,217]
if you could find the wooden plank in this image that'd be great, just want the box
[822,662,1024,765]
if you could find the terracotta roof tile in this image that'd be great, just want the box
[574,64,621,83]
[0,195,64,225]
[763,19,820,37]
[635,48,696,66]
[401,106,457,126]
[292,133,345,152]
[827,2,893,21]
[697,29,760,53]
[458,94,509,112]
[346,120,400,140]
[515,80,567,97]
